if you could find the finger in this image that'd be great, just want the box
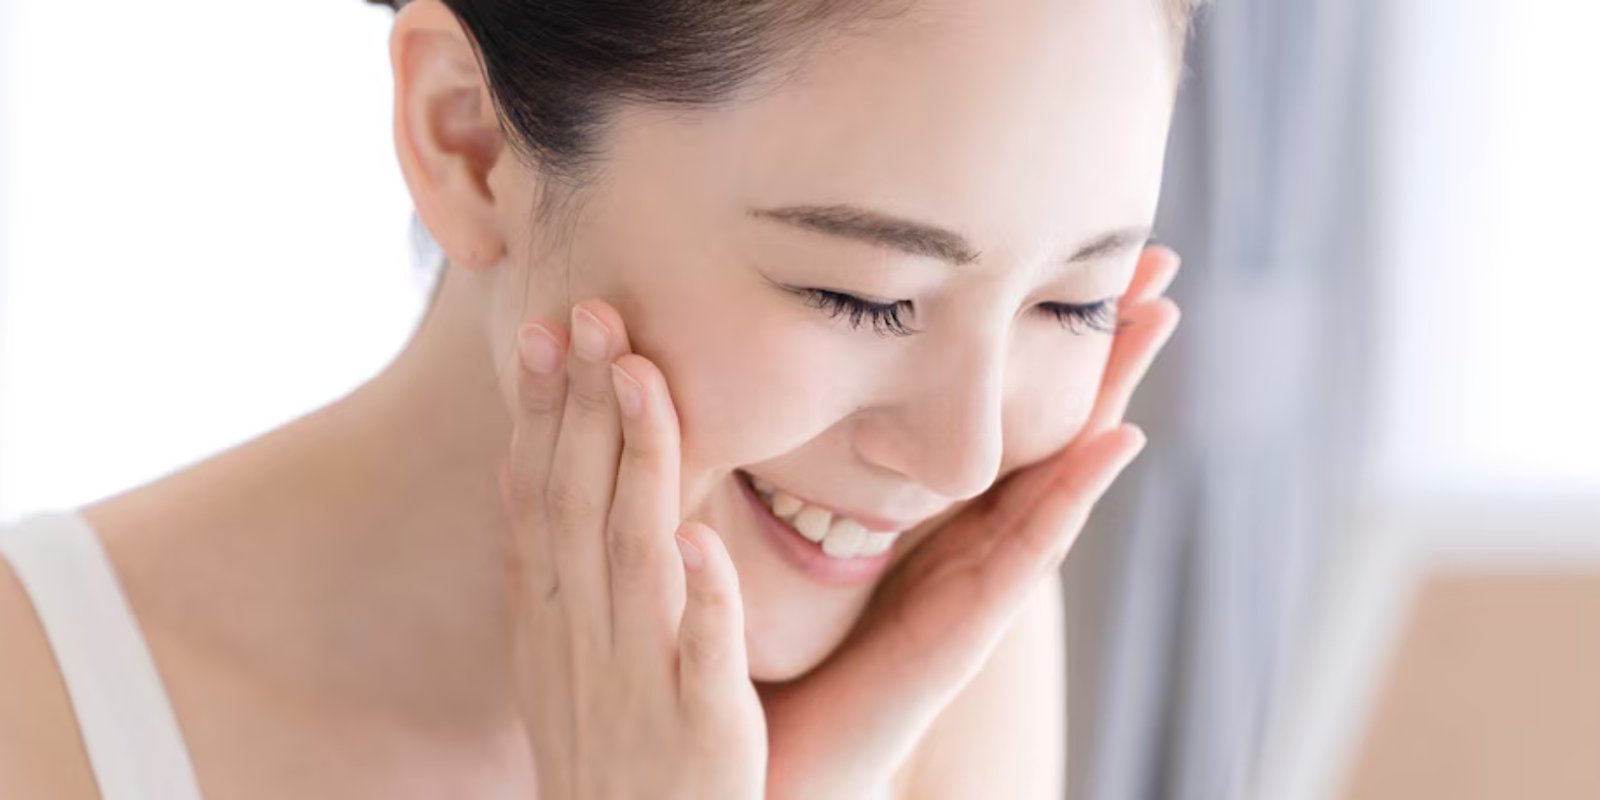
[502,318,569,603]
[606,353,689,666]
[1084,297,1180,436]
[546,300,633,647]
[674,521,751,722]
[501,321,581,793]
[810,426,1147,707]
[1122,244,1182,308]
[980,424,1146,603]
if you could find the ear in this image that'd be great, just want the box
[389,0,510,270]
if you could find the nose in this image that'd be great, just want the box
[853,338,1007,502]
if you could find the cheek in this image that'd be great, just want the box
[1002,334,1114,468]
[626,288,860,477]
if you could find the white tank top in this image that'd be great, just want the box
[0,510,203,799]
[1,509,905,800]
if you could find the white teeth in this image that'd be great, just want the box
[749,474,903,560]
[857,531,897,557]
[771,491,805,519]
[792,505,833,542]
[821,517,869,558]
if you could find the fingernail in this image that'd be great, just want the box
[571,306,609,362]
[676,534,704,571]
[610,363,643,418]
[518,323,561,374]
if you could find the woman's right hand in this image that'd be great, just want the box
[496,301,767,800]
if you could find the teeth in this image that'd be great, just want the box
[792,505,833,542]
[821,517,869,558]
[747,472,902,560]
[771,492,805,518]
[858,531,897,557]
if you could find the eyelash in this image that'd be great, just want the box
[1041,300,1121,335]
[796,288,918,337]
[791,287,1120,339]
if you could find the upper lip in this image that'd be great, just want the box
[741,470,935,533]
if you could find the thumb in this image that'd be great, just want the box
[674,520,751,719]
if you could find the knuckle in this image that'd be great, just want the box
[567,380,614,415]
[518,375,565,417]
[620,428,663,461]
[680,626,730,667]
[689,583,733,615]
[606,525,652,574]
[503,460,542,515]
[619,441,666,483]
[545,480,596,530]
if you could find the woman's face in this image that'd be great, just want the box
[486,0,1177,680]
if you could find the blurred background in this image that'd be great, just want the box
[1,1,1596,799]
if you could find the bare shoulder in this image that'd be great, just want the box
[892,571,1067,800]
[0,553,100,799]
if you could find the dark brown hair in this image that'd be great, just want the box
[369,0,1205,195]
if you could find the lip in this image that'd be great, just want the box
[734,470,896,586]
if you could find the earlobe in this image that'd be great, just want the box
[389,0,510,271]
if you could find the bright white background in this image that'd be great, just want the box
[1373,0,1600,497]
[0,1,424,519]
[2,1,1598,520]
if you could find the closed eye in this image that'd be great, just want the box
[773,278,1121,339]
[1040,299,1120,335]
[793,288,918,338]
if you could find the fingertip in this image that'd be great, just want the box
[675,520,710,572]
[676,520,719,557]
[1125,423,1148,453]
[1129,245,1181,303]
[610,361,645,419]
[674,519,748,684]
[1144,241,1180,265]
[616,352,684,425]
[1107,425,1148,479]
[1162,245,1183,269]
[680,521,741,586]
[611,352,657,386]
[517,319,565,375]
[571,298,631,347]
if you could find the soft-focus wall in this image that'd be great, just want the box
[0,1,421,520]
[1374,0,1600,495]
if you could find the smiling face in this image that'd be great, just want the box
[478,0,1179,680]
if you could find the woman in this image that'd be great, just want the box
[0,0,1192,797]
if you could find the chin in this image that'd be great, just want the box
[745,629,846,683]
[740,589,875,682]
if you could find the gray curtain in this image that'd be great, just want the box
[1063,1,1385,798]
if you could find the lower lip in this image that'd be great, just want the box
[734,471,896,587]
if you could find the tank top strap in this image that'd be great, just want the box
[0,510,203,799]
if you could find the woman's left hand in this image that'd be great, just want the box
[756,245,1183,800]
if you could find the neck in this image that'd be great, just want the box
[291,260,520,718]
[103,260,529,729]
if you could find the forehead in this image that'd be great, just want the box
[604,0,1176,266]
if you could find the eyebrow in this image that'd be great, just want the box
[748,203,1151,268]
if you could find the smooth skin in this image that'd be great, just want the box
[504,249,1176,798]
[0,0,1182,796]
